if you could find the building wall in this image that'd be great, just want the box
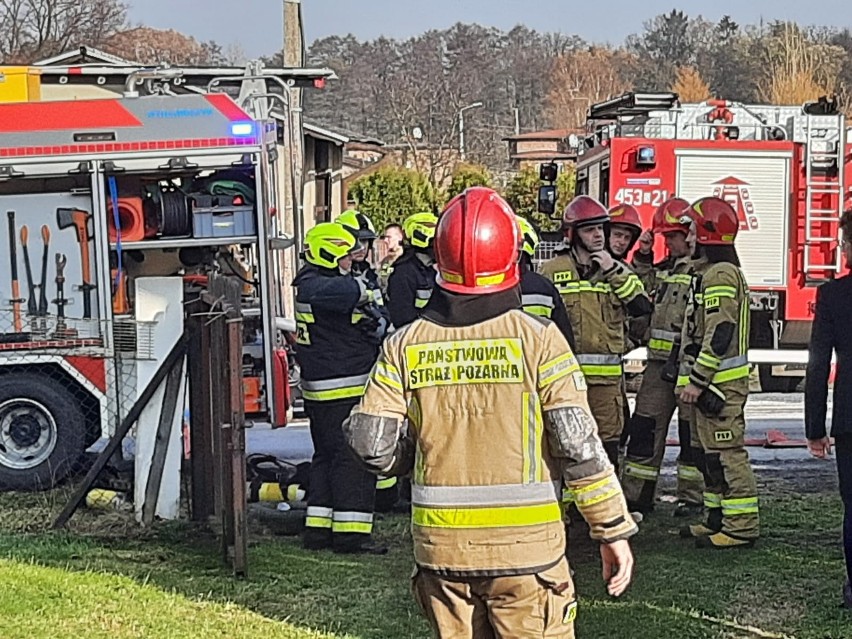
[514,139,562,155]
[301,137,344,231]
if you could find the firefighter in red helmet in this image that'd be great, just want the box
[607,203,643,261]
[621,197,705,515]
[345,187,636,638]
[677,196,758,549]
[541,196,652,467]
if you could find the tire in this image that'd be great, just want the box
[248,502,306,536]
[757,365,800,394]
[0,373,89,491]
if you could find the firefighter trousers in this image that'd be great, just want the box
[587,382,624,467]
[689,389,759,539]
[621,360,704,510]
[411,558,577,638]
[303,398,377,552]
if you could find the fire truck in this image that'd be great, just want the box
[571,91,850,391]
[0,65,328,491]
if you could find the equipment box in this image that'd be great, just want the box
[191,194,256,238]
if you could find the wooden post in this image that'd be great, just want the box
[227,318,248,577]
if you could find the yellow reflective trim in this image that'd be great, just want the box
[476,273,506,286]
[412,502,563,529]
[404,338,525,389]
[373,360,403,391]
[572,475,621,508]
[614,275,640,300]
[712,365,750,384]
[332,521,373,534]
[697,352,722,369]
[562,488,575,505]
[623,462,659,481]
[534,396,545,483]
[523,304,553,318]
[676,375,690,388]
[539,352,581,386]
[522,392,532,485]
[703,492,722,509]
[580,364,623,377]
[295,312,315,323]
[721,497,759,516]
[677,465,703,482]
[305,516,332,529]
[661,274,692,285]
[704,285,737,298]
[377,477,398,490]
[648,338,674,352]
[415,298,429,309]
[301,385,366,402]
[374,373,402,391]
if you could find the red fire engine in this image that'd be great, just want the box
[572,92,849,391]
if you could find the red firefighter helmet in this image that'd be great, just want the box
[435,187,520,294]
[608,203,642,234]
[653,197,691,234]
[688,197,739,245]
[562,195,609,242]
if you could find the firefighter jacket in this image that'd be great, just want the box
[386,247,436,329]
[343,286,637,576]
[638,254,695,362]
[540,250,652,385]
[630,249,657,294]
[293,264,387,402]
[519,264,576,351]
[678,260,750,395]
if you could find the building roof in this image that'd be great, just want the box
[304,122,349,145]
[503,128,580,142]
[33,46,137,67]
[510,150,577,161]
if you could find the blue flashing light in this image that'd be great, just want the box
[230,122,255,137]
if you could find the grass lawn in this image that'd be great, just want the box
[1,468,852,638]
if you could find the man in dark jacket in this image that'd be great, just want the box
[806,209,852,606]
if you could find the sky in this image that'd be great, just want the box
[126,0,852,60]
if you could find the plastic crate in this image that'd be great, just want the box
[190,194,256,238]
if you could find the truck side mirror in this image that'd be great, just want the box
[537,185,557,217]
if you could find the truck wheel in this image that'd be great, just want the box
[0,374,89,491]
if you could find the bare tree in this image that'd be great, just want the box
[671,66,711,101]
[0,0,127,63]
[758,22,843,104]
[544,47,635,129]
[104,27,214,65]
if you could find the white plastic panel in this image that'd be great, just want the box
[676,150,791,287]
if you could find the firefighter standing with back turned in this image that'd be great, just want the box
[540,196,652,467]
[334,209,398,511]
[516,215,576,350]
[344,187,636,639]
[293,221,389,554]
[386,212,439,329]
[677,197,758,549]
[621,198,704,515]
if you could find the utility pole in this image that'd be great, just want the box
[458,102,483,162]
[281,0,305,318]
